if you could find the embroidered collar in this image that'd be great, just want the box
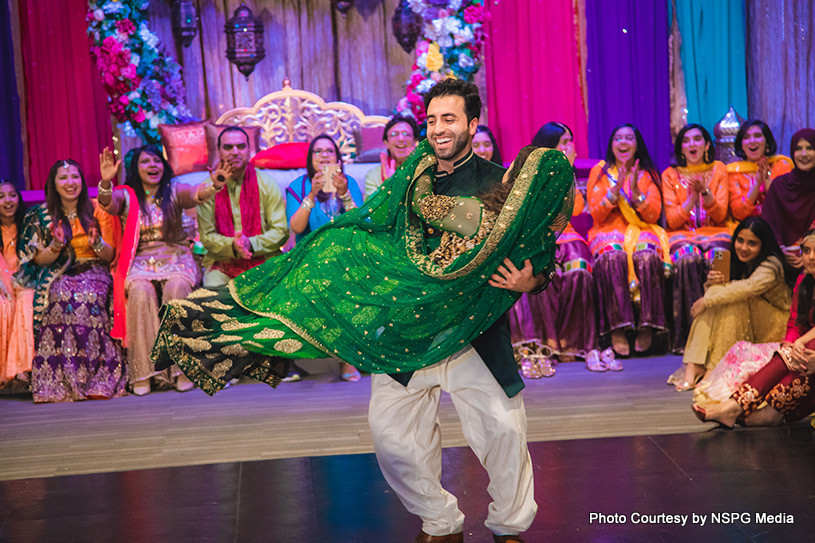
[435,150,475,178]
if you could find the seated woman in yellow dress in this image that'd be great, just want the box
[728,120,793,221]
[679,217,794,391]
[662,124,730,358]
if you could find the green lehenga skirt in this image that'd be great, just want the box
[152,287,327,395]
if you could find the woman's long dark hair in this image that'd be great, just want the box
[0,180,26,253]
[479,145,538,214]
[45,159,97,242]
[673,124,715,167]
[730,217,795,286]
[532,121,572,149]
[796,229,815,332]
[734,120,778,160]
[306,134,345,204]
[475,125,503,166]
[603,123,661,191]
[125,145,182,242]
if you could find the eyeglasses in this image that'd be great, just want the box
[313,149,336,156]
[388,130,413,139]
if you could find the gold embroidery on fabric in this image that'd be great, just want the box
[192,320,208,332]
[202,300,234,311]
[244,341,264,350]
[187,289,217,299]
[211,359,233,380]
[221,344,248,356]
[211,335,243,343]
[173,299,204,312]
[274,339,303,353]
[222,320,258,331]
[182,337,212,352]
[419,194,457,221]
[254,328,286,340]
[212,313,233,322]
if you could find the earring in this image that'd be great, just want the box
[704,148,710,163]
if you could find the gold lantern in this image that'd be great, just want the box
[225,3,266,79]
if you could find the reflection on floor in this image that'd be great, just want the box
[1,425,813,543]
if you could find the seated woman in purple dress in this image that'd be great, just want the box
[693,229,815,427]
[16,160,126,402]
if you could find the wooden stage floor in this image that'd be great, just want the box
[1,354,813,542]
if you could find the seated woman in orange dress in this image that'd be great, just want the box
[587,124,668,360]
[728,120,793,221]
[0,180,34,390]
[662,124,730,356]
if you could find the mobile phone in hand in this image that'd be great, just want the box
[711,249,731,282]
[321,164,339,193]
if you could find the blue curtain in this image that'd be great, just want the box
[746,0,815,155]
[0,0,24,188]
[676,0,749,135]
[585,0,672,168]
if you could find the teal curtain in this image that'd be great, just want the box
[676,0,749,133]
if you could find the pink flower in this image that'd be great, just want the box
[116,19,136,35]
[464,5,489,25]
[133,109,146,123]
[121,64,136,79]
[119,95,130,105]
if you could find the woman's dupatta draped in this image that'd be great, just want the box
[221,141,574,373]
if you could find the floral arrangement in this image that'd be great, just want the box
[87,0,194,144]
[396,0,490,122]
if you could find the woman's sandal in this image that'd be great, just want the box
[340,363,361,382]
[674,373,703,392]
[584,349,606,372]
[602,347,623,371]
[518,345,555,379]
[692,404,734,429]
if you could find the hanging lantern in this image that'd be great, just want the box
[392,0,422,53]
[171,0,199,47]
[714,106,747,164]
[331,0,354,17]
[225,3,266,79]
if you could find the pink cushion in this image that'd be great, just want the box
[354,125,386,163]
[159,121,209,176]
[251,142,310,169]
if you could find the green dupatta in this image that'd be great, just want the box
[153,141,574,390]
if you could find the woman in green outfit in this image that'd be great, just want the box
[152,141,575,394]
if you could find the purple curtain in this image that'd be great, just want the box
[585,0,672,169]
[0,0,24,188]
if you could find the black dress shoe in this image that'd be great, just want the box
[414,530,464,543]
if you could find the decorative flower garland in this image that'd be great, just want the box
[87,0,194,144]
[396,0,490,122]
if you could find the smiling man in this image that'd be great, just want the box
[197,127,289,287]
[368,78,547,543]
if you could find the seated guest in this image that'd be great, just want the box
[728,120,793,221]
[287,134,364,382]
[98,145,221,396]
[197,127,289,288]
[472,125,503,165]
[677,217,793,390]
[16,160,126,402]
[0,180,34,388]
[662,124,730,356]
[510,122,604,377]
[364,115,419,199]
[587,123,668,360]
[762,128,815,270]
[692,229,815,427]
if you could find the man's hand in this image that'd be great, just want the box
[489,258,541,292]
[690,298,706,319]
[232,233,252,260]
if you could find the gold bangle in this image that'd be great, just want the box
[48,243,64,254]
[97,183,113,196]
[301,197,315,210]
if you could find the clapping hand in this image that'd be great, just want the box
[232,232,252,260]
[628,159,642,201]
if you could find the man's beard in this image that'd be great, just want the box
[433,130,470,161]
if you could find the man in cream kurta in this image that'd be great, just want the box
[197,127,289,287]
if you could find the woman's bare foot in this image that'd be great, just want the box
[132,379,151,396]
[611,330,629,356]
[634,328,652,352]
[697,398,742,428]
[175,373,194,392]
[743,405,783,427]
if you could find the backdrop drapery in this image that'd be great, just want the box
[147,0,414,123]
[746,0,815,153]
[0,0,24,188]
[585,0,672,169]
[18,0,112,190]
[484,0,589,164]
[676,0,749,138]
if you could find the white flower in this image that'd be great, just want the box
[102,2,124,14]
[415,79,435,93]
[416,52,428,70]
[130,53,140,67]
[454,26,473,46]
[149,116,159,129]
[122,121,137,138]
[128,91,140,101]
[407,0,424,15]
[458,53,474,69]
[448,0,462,11]
[139,22,159,48]
[93,9,105,21]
